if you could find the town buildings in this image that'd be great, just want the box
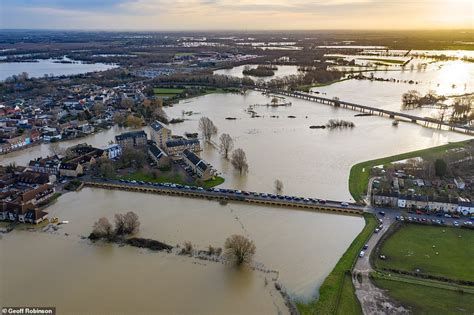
[150,121,172,148]
[148,144,170,168]
[115,130,147,149]
[182,149,215,180]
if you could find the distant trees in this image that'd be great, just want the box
[325,119,355,129]
[434,159,447,177]
[92,102,105,115]
[199,117,218,142]
[401,90,446,110]
[224,235,256,266]
[118,148,147,169]
[120,97,134,110]
[231,148,249,174]
[125,115,144,128]
[401,90,421,109]
[450,95,473,124]
[219,133,234,158]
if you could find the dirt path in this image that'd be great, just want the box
[352,215,410,314]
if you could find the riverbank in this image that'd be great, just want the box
[299,78,351,92]
[348,139,473,202]
[296,213,377,315]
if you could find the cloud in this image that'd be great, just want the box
[1,0,472,30]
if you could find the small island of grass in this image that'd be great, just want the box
[242,65,276,77]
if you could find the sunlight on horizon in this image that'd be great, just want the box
[1,0,473,30]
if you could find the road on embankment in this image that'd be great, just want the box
[82,177,367,216]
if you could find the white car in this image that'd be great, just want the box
[359,251,365,258]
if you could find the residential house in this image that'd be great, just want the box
[115,130,147,149]
[59,162,83,177]
[103,143,122,159]
[148,144,170,168]
[29,156,61,175]
[150,120,172,148]
[182,149,214,181]
[165,138,200,156]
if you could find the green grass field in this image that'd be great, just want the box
[296,213,377,315]
[153,88,185,95]
[375,224,474,282]
[359,58,406,65]
[348,140,472,202]
[117,171,225,189]
[372,276,474,314]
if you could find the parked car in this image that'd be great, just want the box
[363,244,369,250]
[341,202,349,207]
[378,211,385,216]
[359,251,365,258]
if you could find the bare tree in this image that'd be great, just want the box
[123,211,140,234]
[49,142,65,157]
[231,148,249,174]
[199,117,218,142]
[114,213,126,235]
[219,133,234,158]
[91,217,113,239]
[224,235,256,266]
[274,179,283,194]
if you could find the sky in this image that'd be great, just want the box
[0,0,473,30]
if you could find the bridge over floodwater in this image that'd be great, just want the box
[258,88,474,135]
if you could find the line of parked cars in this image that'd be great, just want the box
[396,215,473,227]
[113,178,352,206]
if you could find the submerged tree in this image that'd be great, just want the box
[224,234,256,266]
[231,148,249,174]
[274,179,284,194]
[219,133,234,159]
[91,217,113,239]
[199,117,218,142]
[123,211,140,234]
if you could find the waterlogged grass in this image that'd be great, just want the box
[117,171,225,188]
[297,213,377,315]
[153,88,185,95]
[359,58,406,65]
[201,176,225,189]
[372,275,474,314]
[299,78,350,92]
[348,140,472,202]
[375,224,474,282]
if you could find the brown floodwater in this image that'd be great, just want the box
[1,188,364,313]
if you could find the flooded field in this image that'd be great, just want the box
[164,91,470,201]
[0,188,364,313]
[314,60,474,118]
[0,57,117,80]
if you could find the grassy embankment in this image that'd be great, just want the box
[154,86,235,99]
[371,224,474,314]
[348,140,473,202]
[299,78,351,92]
[116,171,225,189]
[296,213,377,315]
[359,58,406,65]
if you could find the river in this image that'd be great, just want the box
[0,57,117,81]
[1,91,470,201]
[0,188,364,313]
